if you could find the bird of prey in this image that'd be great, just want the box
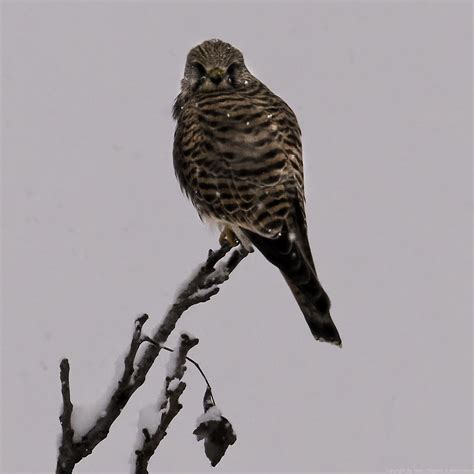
[172,39,341,346]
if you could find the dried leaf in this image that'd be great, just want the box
[193,388,237,466]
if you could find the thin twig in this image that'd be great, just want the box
[135,333,199,473]
[145,338,216,406]
[122,314,150,386]
[56,360,76,474]
[55,243,249,471]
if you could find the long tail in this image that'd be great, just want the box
[242,226,342,346]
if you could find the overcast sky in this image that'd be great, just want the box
[2,1,472,473]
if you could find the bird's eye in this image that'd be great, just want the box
[225,63,241,86]
[191,62,207,77]
[226,62,240,76]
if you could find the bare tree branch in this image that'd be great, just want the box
[56,360,76,473]
[56,243,249,472]
[147,339,216,405]
[135,333,199,473]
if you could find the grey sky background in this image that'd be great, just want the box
[1,1,472,473]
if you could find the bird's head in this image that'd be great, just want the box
[179,39,254,95]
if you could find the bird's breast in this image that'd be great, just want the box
[173,88,302,238]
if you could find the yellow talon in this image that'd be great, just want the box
[219,227,239,247]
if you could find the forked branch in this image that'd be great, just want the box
[56,243,249,473]
[135,333,199,473]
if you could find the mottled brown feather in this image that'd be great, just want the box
[173,39,341,345]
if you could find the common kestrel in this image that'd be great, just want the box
[173,39,341,346]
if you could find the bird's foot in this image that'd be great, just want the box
[219,227,240,248]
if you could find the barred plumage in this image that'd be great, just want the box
[173,39,341,345]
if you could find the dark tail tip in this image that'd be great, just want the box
[288,278,343,347]
[306,315,342,347]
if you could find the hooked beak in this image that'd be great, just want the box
[207,67,226,84]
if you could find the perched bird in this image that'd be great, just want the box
[173,39,341,346]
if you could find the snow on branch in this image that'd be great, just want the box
[134,333,198,473]
[56,243,249,473]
